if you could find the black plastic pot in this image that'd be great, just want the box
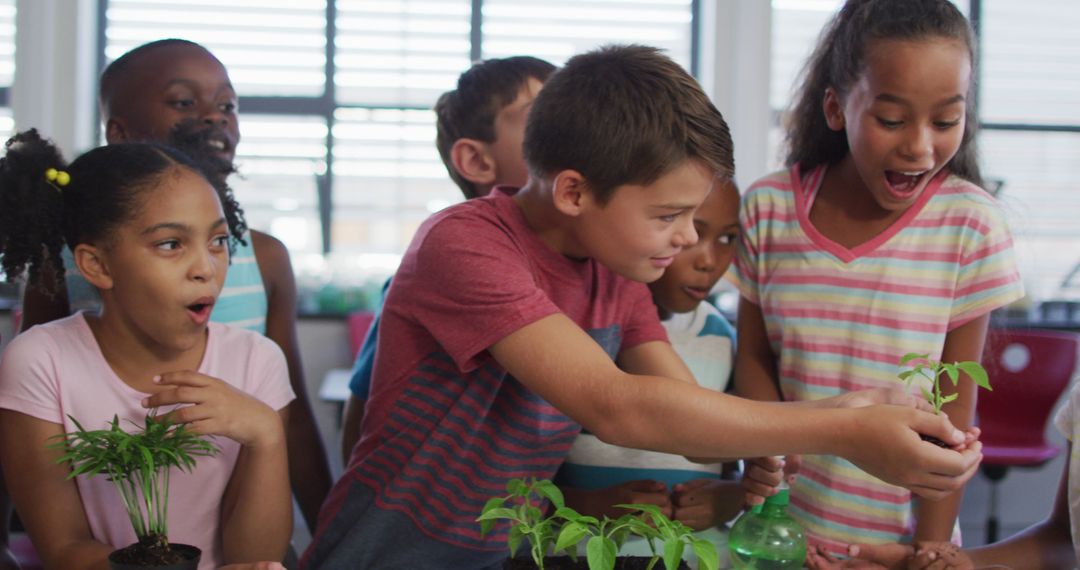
[504,556,690,569]
[108,543,201,570]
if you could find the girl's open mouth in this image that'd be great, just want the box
[186,299,215,325]
[884,170,927,200]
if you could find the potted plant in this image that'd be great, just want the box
[478,478,720,570]
[51,412,219,569]
[897,352,990,445]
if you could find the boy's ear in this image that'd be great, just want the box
[104,118,130,144]
[551,170,590,216]
[450,138,497,187]
[823,88,845,131]
[72,244,114,291]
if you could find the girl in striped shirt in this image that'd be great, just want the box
[733,0,1023,559]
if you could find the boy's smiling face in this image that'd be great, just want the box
[105,44,240,167]
[571,158,714,284]
[648,179,739,315]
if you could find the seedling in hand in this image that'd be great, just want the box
[897,352,991,415]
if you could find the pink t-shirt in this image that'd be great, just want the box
[0,313,294,569]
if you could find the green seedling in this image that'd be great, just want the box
[50,412,219,553]
[477,478,719,570]
[897,352,991,415]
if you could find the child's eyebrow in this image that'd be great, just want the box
[874,93,965,107]
[141,222,190,235]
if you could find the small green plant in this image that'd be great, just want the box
[477,478,719,570]
[897,352,991,414]
[50,412,219,554]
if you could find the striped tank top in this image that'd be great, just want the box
[63,231,267,333]
[732,164,1024,553]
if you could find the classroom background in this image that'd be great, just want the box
[0,0,1076,553]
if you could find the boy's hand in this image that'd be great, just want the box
[842,406,981,500]
[909,542,973,570]
[671,478,742,530]
[142,371,283,449]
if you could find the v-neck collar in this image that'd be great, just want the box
[792,163,946,263]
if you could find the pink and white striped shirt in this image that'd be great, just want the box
[733,164,1023,552]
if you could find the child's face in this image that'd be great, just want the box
[485,77,544,194]
[574,158,713,284]
[100,168,230,351]
[648,180,739,315]
[108,45,240,167]
[825,37,970,211]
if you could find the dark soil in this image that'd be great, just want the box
[108,536,200,568]
[920,434,948,448]
[504,556,690,569]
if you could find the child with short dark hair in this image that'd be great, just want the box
[733,0,1022,556]
[555,179,745,559]
[18,38,333,535]
[339,55,556,462]
[302,44,981,570]
[0,130,293,568]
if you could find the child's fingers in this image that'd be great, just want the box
[142,386,209,409]
[154,370,215,388]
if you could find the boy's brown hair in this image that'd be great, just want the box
[435,56,557,198]
[524,45,734,203]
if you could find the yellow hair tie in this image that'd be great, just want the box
[45,167,70,188]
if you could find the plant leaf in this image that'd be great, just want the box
[507,523,526,557]
[555,521,589,553]
[900,353,929,366]
[940,393,959,405]
[586,536,617,570]
[957,361,991,391]
[663,538,685,570]
[943,364,959,386]
[692,538,720,570]
[533,479,565,510]
[476,508,518,522]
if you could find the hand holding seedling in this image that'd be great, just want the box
[671,478,742,531]
[142,371,283,449]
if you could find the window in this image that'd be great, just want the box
[102,0,697,308]
[0,0,14,134]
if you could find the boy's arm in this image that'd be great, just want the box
[251,230,332,533]
[913,314,988,542]
[488,313,981,499]
[617,340,695,384]
[0,411,112,569]
[734,296,782,401]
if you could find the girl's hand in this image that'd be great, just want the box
[831,387,934,414]
[741,456,787,506]
[807,544,913,569]
[671,478,743,530]
[142,371,283,449]
[909,542,974,570]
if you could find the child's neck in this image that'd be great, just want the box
[513,180,589,260]
[810,157,908,249]
[84,311,208,393]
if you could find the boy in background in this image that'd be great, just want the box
[339,56,556,462]
[556,178,745,559]
[303,45,981,569]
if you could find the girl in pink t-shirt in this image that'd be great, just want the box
[0,130,294,569]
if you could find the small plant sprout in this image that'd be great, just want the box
[477,478,719,570]
[50,412,219,553]
[897,352,991,415]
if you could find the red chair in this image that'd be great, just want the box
[346,310,375,359]
[977,327,1080,543]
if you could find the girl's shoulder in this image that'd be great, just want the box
[931,174,1008,220]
